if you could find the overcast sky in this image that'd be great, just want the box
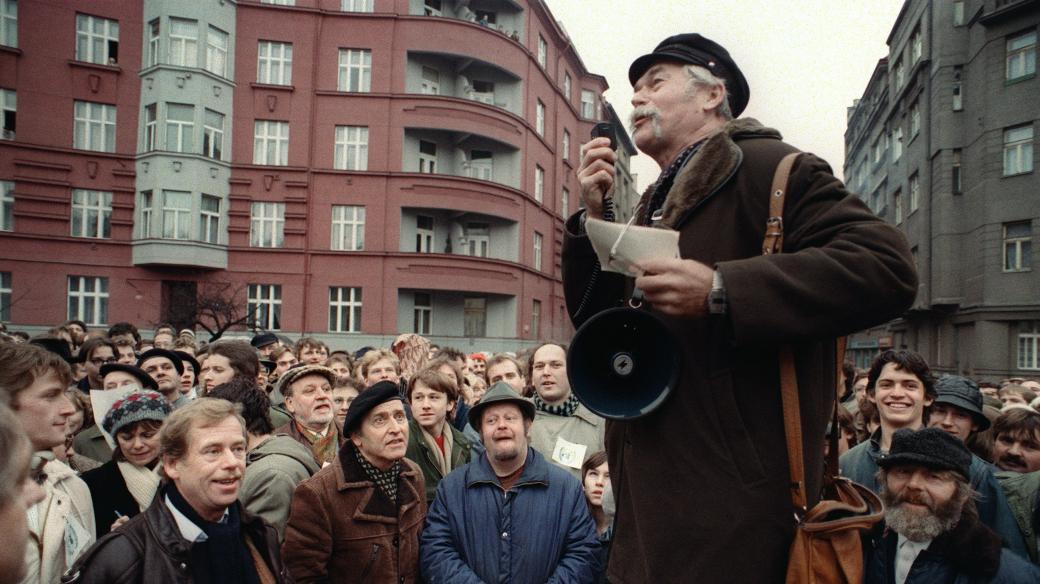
[544,0,906,189]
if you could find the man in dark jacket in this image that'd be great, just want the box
[566,33,918,583]
[283,382,426,583]
[420,382,599,583]
[63,397,289,584]
[865,428,1039,583]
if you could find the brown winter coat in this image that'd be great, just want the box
[562,118,917,583]
[281,441,427,583]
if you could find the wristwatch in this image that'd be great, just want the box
[708,270,728,315]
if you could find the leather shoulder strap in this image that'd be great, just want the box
[762,153,800,255]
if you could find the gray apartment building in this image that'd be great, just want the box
[843,0,1039,380]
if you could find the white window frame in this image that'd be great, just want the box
[909,100,920,137]
[144,103,156,151]
[257,40,293,85]
[1003,124,1034,177]
[465,222,489,257]
[537,35,547,68]
[0,0,16,48]
[73,100,116,153]
[162,190,192,240]
[138,190,153,238]
[67,276,108,326]
[893,57,905,89]
[563,72,572,101]
[464,296,486,337]
[76,13,119,65]
[534,165,544,203]
[338,48,372,92]
[168,18,198,68]
[331,205,365,251]
[1,180,14,231]
[531,299,541,338]
[1,87,14,140]
[247,284,282,331]
[581,90,595,119]
[71,189,112,238]
[250,202,285,248]
[891,126,903,162]
[893,189,902,224]
[468,150,493,181]
[421,66,440,95]
[423,0,442,17]
[910,26,922,63]
[413,292,431,335]
[203,109,224,160]
[953,1,965,26]
[536,100,545,136]
[0,271,10,322]
[952,81,962,111]
[1019,322,1040,370]
[952,149,962,194]
[253,120,289,166]
[416,215,434,252]
[328,286,362,333]
[147,19,159,67]
[205,25,228,78]
[533,231,543,270]
[419,140,437,173]
[562,129,570,161]
[1006,30,1037,81]
[334,125,369,171]
[342,0,373,11]
[199,194,221,244]
[561,186,569,218]
[1004,221,1032,273]
[909,173,920,213]
[165,103,194,153]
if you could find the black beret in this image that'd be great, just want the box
[879,428,972,481]
[99,363,159,391]
[250,332,279,349]
[628,33,750,118]
[136,348,184,375]
[342,381,403,436]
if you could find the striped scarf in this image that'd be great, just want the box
[533,393,580,417]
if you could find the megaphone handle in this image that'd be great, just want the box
[628,287,645,308]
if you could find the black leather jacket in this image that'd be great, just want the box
[62,492,289,584]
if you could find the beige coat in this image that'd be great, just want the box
[529,403,606,479]
[22,459,96,584]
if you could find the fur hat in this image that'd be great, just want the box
[879,427,972,481]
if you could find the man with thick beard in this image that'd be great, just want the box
[865,428,1038,583]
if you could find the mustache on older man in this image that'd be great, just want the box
[629,106,662,133]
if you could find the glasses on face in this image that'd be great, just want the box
[90,357,118,367]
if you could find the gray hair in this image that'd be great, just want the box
[683,65,733,120]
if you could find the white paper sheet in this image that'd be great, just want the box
[586,217,680,277]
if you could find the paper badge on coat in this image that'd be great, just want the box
[552,437,587,470]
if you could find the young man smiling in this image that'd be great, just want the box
[840,350,936,493]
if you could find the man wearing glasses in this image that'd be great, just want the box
[75,337,117,393]
[283,381,426,583]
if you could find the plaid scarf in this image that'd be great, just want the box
[533,393,580,417]
[355,447,401,502]
[296,421,339,466]
[642,140,704,226]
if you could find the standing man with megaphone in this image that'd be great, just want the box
[563,33,918,583]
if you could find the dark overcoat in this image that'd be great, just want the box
[80,460,159,538]
[562,118,918,583]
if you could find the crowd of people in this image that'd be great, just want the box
[0,321,615,583]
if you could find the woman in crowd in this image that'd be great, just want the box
[80,390,172,537]
[581,450,613,583]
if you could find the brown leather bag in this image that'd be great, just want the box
[764,153,885,584]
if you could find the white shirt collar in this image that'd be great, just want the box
[164,495,228,543]
[895,534,932,584]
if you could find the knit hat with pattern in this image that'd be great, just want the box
[102,390,172,436]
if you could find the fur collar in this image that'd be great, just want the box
[335,441,420,522]
[636,117,783,229]
[926,511,1003,579]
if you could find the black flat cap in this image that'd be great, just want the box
[342,381,403,436]
[468,382,536,432]
[628,33,750,118]
[251,332,279,349]
[136,348,184,375]
[934,375,990,431]
[99,363,159,391]
[879,428,972,481]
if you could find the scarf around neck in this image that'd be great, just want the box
[296,420,338,466]
[117,461,161,511]
[165,483,261,584]
[533,393,580,417]
[420,423,454,477]
[354,446,401,502]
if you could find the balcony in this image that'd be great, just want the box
[397,288,517,339]
[401,207,518,262]
[132,239,227,269]
[980,0,1039,25]
[402,128,521,189]
[413,0,525,40]
[406,51,522,117]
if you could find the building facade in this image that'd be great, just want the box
[0,0,635,351]
[844,0,1039,380]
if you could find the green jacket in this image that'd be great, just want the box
[73,425,113,464]
[405,417,474,503]
[241,434,321,541]
[996,469,1040,563]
